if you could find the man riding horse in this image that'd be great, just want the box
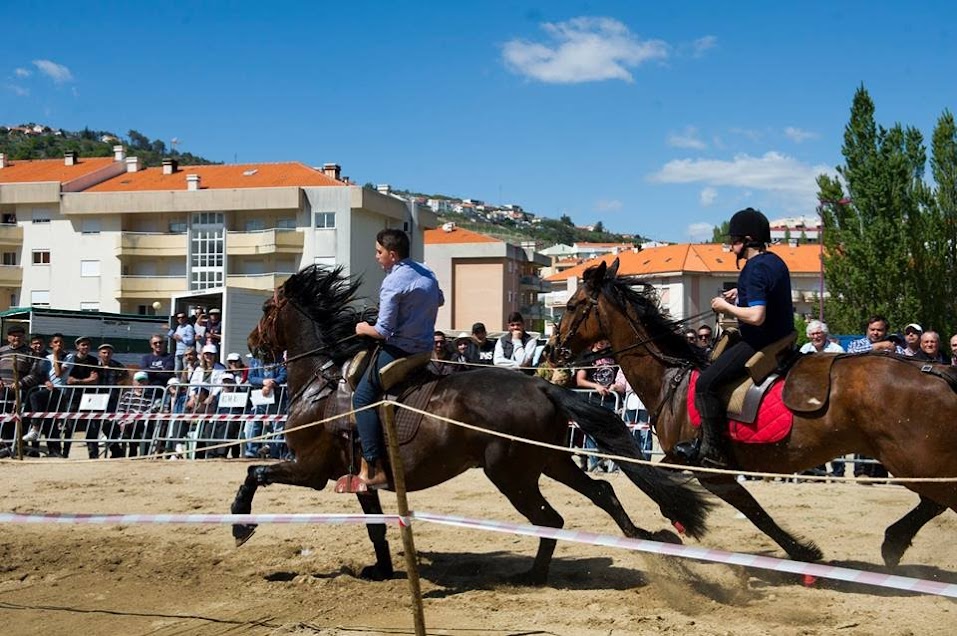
[350,228,444,490]
[676,208,793,468]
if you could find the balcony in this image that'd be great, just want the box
[227,228,303,256]
[519,303,546,320]
[519,275,548,292]
[226,272,296,291]
[0,223,22,247]
[115,275,187,299]
[540,290,570,308]
[0,265,22,286]
[117,232,187,257]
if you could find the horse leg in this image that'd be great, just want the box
[543,455,681,545]
[696,471,823,562]
[882,495,947,568]
[356,491,394,581]
[484,463,564,585]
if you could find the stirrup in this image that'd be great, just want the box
[334,474,364,494]
[673,438,700,462]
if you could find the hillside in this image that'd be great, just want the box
[0,124,218,167]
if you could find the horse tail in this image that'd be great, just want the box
[542,383,713,539]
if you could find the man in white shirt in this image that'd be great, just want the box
[493,312,536,372]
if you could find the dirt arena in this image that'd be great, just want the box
[1,459,955,636]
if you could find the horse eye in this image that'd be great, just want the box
[566,301,576,312]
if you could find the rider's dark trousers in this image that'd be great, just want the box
[694,340,756,422]
[352,345,405,462]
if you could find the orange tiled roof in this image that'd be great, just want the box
[86,162,342,192]
[424,227,500,245]
[575,242,632,249]
[0,157,116,184]
[545,243,821,282]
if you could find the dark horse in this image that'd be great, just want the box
[549,259,957,567]
[230,264,712,584]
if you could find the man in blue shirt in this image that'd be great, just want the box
[679,208,794,468]
[350,229,443,489]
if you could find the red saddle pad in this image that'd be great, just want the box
[686,370,794,444]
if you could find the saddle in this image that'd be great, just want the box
[718,331,798,424]
[345,349,433,393]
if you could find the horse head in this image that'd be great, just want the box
[248,289,288,361]
[548,258,620,365]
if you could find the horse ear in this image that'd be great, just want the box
[606,258,620,280]
[583,261,607,288]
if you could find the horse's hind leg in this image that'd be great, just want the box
[484,462,563,585]
[696,472,823,562]
[882,495,946,567]
[543,455,681,545]
[356,492,394,581]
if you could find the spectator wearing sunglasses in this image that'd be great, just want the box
[141,334,175,388]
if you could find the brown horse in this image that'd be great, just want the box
[548,258,957,567]
[229,264,712,584]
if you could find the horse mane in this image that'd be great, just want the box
[599,273,709,365]
[280,264,375,363]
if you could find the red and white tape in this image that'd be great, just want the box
[17,412,286,421]
[1,510,954,599]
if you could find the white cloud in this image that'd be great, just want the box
[699,187,718,206]
[729,127,763,142]
[649,151,833,203]
[667,125,707,150]
[784,126,818,143]
[594,198,623,212]
[32,59,73,83]
[502,17,668,84]
[687,222,715,242]
[691,35,718,57]
[4,84,29,97]
[14,67,31,78]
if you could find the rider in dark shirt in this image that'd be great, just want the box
[680,208,793,468]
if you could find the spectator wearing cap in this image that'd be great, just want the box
[142,333,175,388]
[58,336,100,457]
[167,312,196,373]
[192,309,208,353]
[205,308,222,348]
[902,323,923,357]
[465,322,495,365]
[187,344,227,459]
[450,333,473,371]
[162,377,189,459]
[246,352,287,459]
[106,370,162,458]
[85,343,129,459]
[211,373,245,459]
[0,325,37,457]
[493,312,536,372]
[225,352,249,383]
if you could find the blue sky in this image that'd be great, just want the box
[2,2,956,242]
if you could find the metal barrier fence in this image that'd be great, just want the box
[1,383,290,460]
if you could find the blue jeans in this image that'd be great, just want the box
[244,418,263,458]
[625,408,652,461]
[353,346,402,462]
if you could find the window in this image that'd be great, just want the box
[31,209,51,224]
[81,218,101,234]
[277,217,296,229]
[80,260,100,277]
[30,290,50,306]
[314,212,335,229]
[80,302,99,312]
[2,252,16,266]
[169,220,187,233]
[244,218,266,232]
[32,250,50,265]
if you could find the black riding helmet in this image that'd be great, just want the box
[727,207,771,244]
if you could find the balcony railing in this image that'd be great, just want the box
[519,275,548,292]
[226,228,303,255]
[0,223,23,245]
[117,232,187,257]
[0,264,22,286]
[115,275,187,298]
[226,272,297,291]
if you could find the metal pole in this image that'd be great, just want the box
[13,355,23,460]
[381,403,426,636]
[817,204,825,322]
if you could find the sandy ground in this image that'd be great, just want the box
[0,458,955,636]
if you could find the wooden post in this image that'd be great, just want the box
[381,402,426,636]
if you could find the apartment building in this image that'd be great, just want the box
[0,150,438,321]
[424,223,550,333]
[543,243,824,324]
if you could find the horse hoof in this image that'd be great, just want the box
[233,524,257,547]
[359,564,394,581]
[652,529,683,545]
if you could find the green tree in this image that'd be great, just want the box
[559,214,574,226]
[817,85,946,334]
[711,220,730,243]
[593,220,604,233]
[128,129,150,150]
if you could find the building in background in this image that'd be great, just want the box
[544,243,823,325]
[0,150,438,357]
[424,223,549,333]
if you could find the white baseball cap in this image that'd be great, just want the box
[201,344,218,354]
